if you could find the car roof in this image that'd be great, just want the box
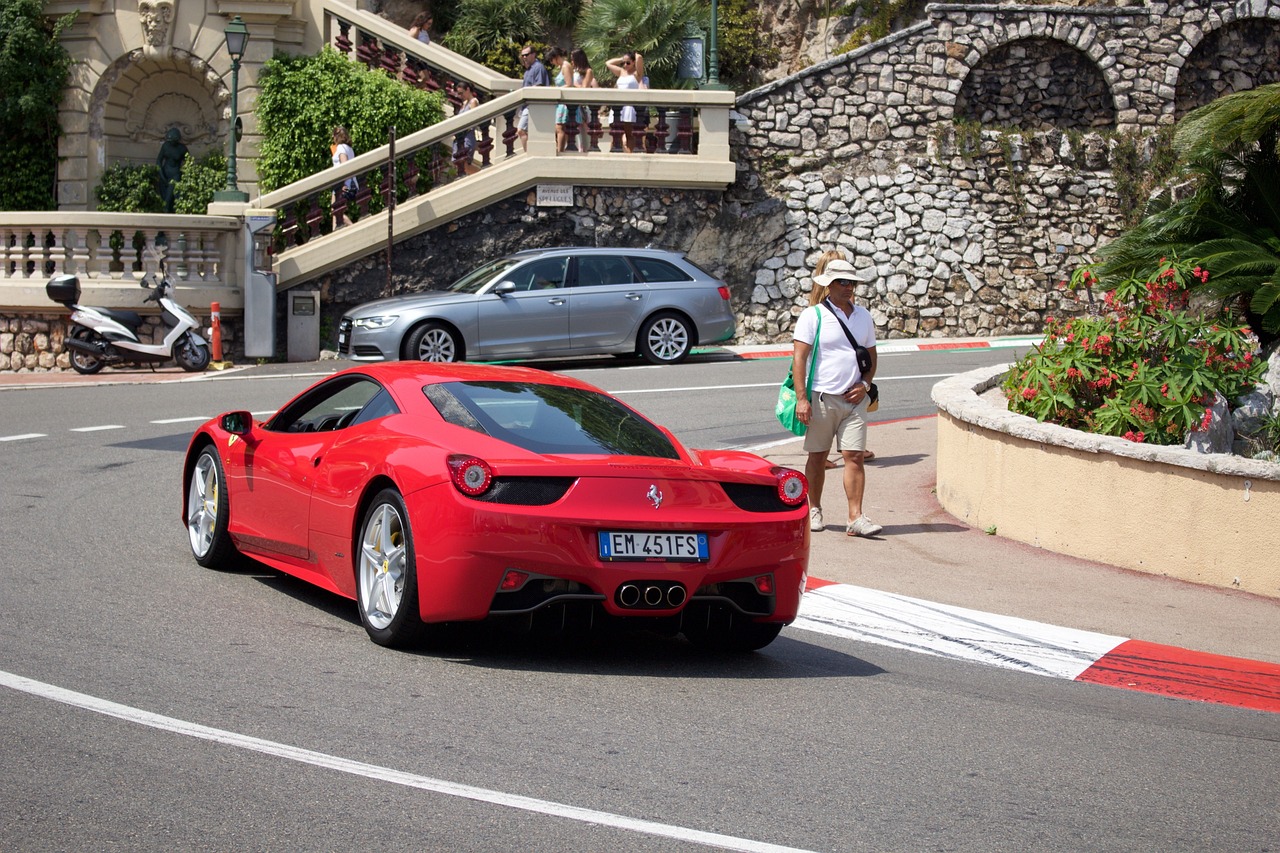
[505,246,688,260]
[335,360,603,400]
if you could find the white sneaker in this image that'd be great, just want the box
[809,506,824,532]
[847,515,883,537]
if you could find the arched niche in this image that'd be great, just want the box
[955,37,1116,131]
[87,48,229,206]
[1175,17,1280,119]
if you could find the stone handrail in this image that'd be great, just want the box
[261,85,736,289]
[0,213,243,311]
[932,364,1280,597]
[321,0,520,99]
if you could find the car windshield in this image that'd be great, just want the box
[424,381,679,459]
[445,257,522,294]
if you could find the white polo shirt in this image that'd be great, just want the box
[792,303,877,395]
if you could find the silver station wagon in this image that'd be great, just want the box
[337,247,736,365]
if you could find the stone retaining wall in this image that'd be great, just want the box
[932,364,1280,599]
[731,0,1280,344]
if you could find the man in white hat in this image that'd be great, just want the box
[791,257,882,537]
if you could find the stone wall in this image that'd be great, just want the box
[0,310,238,373]
[731,0,1280,343]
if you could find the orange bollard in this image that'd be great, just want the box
[210,301,224,362]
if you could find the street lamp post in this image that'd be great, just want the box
[703,0,727,90]
[214,15,250,203]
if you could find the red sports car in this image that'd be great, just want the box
[182,362,809,650]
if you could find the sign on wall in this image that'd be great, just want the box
[536,184,574,206]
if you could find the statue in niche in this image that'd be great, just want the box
[139,0,175,60]
[157,127,188,212]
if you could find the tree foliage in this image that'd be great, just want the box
[255,48,444,192]
[0,0,75,210]
[575,0,705,90]
[441,0,579,72]
[1093,84,1280,338]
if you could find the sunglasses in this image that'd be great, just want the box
[827,279,856,287]
[521,52,533,58]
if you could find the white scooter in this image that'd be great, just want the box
[47,265,211,375]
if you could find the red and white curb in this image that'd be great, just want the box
[799,579,1280,714]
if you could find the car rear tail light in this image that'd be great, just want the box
[772,467,807,506]
[447,454,493,496]
[754,574,775,595]
[717,285,731,301]
[499,570,529,591]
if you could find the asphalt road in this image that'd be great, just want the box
[2,348,1277,852]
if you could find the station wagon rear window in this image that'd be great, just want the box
[424,381,679,459]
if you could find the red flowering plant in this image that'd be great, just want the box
[1004,258,1264,445]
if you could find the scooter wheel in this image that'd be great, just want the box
[175,334,211,372]
[69,329,105,375]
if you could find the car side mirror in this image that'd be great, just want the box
[220,411,253,435]
[492,280,516,296]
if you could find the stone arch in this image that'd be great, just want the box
[954,37,1116,131]
[86,48,229,206]
[1174,16,1280,118]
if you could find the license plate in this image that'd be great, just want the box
[599,531,709,562]
[338,333,347,346]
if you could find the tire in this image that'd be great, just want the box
[638,312,692,365]
[174,333,211,372]
[683,610,784,652]
[356,489,426,647]
[405,322,463,363]
[69,329,105,375]
[186,446,238,567]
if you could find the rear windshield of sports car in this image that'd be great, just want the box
[424,381,679,459]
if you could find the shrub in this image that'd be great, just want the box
[173,152,228,214]
[1004,258,1264,445]
[95,163,165,213]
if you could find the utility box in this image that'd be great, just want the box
[243,210,278,358]
[286,289,321,362]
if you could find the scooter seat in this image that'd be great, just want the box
[99,308,145,330]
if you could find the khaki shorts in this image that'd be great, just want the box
[803,390,868,454]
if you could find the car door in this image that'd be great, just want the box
[226,378,382,570]
[567,254,648,351]
[474,256,572,358]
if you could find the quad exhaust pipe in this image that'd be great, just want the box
[618,582,686,609]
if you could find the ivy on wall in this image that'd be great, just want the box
[0,0,75,210]
[254,48,445,192]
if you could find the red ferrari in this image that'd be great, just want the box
[182,363,809,650]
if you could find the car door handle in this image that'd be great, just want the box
[623,292,642,301]
[547,298,565,306]
[313,456,322,467]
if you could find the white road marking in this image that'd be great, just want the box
[795,584,1126,680]
[150,416,211,424]
[70,425,126,432]
[0,669,814,853]
[0,433,46,442]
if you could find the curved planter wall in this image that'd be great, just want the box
[932,365,1280,600]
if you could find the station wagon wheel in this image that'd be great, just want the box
[356,489,426,647]
[639,312,692,364]
[186,446,237,568]
[405,322,463,363]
